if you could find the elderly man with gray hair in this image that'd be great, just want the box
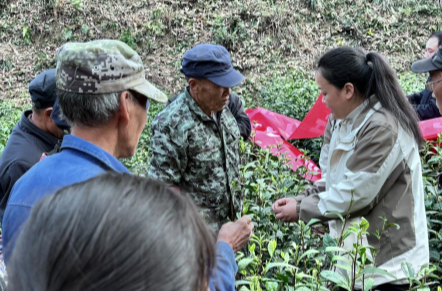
[2,40,252,291]
[2,40,167,258]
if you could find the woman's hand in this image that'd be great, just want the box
[272,198,299,222]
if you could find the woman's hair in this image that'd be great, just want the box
[7,173,215,291]
[317,46,423,147]
[429,31,442,46]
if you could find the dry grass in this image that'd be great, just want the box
[0,0,439,104]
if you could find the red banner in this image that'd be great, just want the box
[419,117,442,140]
[247,94,442,182]
[246,94,330,182]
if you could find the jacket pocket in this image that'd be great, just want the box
[192,146,216,155]
[333,137,356,152]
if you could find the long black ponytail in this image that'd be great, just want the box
[318,47,423,147]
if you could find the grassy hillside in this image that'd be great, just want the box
[1,1,442,289]
[0,0,440,106]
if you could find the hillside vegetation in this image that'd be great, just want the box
[0,0,440,105]
[1,1,442,290]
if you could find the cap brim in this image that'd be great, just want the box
[54,117,71,130]
[50,98,71,130]
[131,80,168,104]
[208,69,245,88]
[411,58,439,73]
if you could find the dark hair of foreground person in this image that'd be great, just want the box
[7,172,216,291]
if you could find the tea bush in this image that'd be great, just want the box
[0,70,440,290]
[0,100,22,155]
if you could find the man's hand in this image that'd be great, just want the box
[272,198,299,222]
[217,215,254,252]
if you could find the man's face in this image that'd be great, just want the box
[191,79,231,116]
[429,70,442,114]
[47,120,63,139]
[425,37,439,59]
[122,90,148,158]
[42,108,62,139]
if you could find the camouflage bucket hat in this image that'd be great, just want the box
[55,39,167,103]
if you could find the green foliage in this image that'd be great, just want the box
[80,24,89,35]
[0,100,24,156]
[22,26,31,44]
[3,0,439,99]
[63,28,73,40]
[145,6,168,37]
[70,0,83,11]
[421,136,442,279]
[119,30,136,49]
[249,69,318,121]
[0,56,13,72]
[210,14,249,50]
[0,69,441,289]
[1,0,442,284]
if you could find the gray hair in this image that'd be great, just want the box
[56,89,122,127]
[8,173,215,291]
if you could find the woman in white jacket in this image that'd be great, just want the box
[272,47,429,291]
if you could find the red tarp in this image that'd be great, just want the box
[419,117,442,140]
[246,94,330,182]
[247,94,442,182]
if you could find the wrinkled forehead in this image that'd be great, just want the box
[426,37,439,50]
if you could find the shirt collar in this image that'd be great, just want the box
[60,135,130,173]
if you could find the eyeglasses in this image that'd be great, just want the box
[426,78,442,92]
[129,90,150,111]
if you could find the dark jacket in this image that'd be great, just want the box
[0,110,59,218]
[408,77,441,120]
[168,92,251,140]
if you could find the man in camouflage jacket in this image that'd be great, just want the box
[148,44,245,227]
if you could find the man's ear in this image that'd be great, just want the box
[118,91,131,125]
[343,82,355,101]
[188,78,200,94]
[43,107,53,120]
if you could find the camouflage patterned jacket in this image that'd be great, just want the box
[148,89,242,226]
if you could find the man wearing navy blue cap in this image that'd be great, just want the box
[412,44,442,115]
[149,44,247,228]
[0,69,66,218]
[167,91,251,140]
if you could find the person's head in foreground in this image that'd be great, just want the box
[7,173,215,291]
[316,46,422,146]
[424,31,442,59]
[55,39,167,158]
[181,43,244,116]
[412,44,442,115]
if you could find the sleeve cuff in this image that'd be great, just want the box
[216,241,238,272]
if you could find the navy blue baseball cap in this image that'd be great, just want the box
[50,98,71,131]
[412,45,442,73]
[29,69,57,109]
[180,44,245,88]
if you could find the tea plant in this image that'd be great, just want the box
[0,72,440,290]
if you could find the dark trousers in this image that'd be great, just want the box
[338,284,409,291]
